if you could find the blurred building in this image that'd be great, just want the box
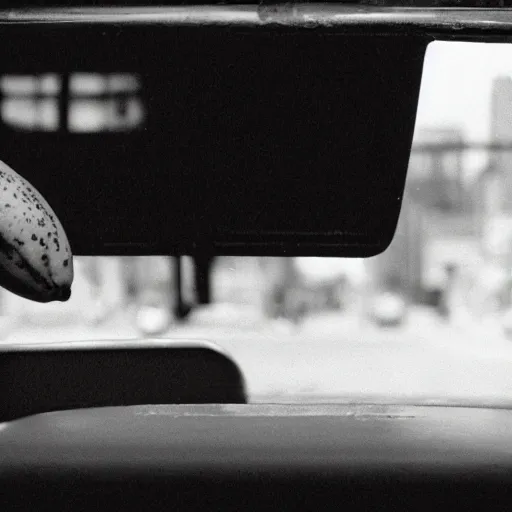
[476,77,512,245]
[472,76,512,311]
[489,76,512,191]
[409,126,467,211]
[476,77,512,262]
[367,125,482,307]
[365,189,425,303]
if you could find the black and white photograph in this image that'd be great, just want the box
[2,1,512,509]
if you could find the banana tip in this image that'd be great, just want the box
[56,286,71,302]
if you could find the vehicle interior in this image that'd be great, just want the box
[3,1,512,510]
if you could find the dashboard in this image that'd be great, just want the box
[2,403,512,509]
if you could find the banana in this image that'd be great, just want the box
[0,160,73,303]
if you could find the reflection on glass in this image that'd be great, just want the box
[0,72,144,132]
[68,98,144,132]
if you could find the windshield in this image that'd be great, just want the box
[3,40,512,407]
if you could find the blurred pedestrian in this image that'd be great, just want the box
[437,263,457,321]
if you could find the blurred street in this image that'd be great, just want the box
[2,300,512,405]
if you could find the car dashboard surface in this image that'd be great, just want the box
[2,403,512,510]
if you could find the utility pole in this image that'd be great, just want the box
[172,256,192,321]
[194,254,214,305]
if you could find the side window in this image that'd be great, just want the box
[0,73,144,132]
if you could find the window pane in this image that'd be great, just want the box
[116,98,144,130]
[38,98,59,130]
[39,74,61,95]
[70,73,108,95]
[1,98,58,131]
[70,73,141,96]
[1,76,38,96]
[0,74,60,96]
[108,74,140,94]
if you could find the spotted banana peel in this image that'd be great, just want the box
[0,160,73,303]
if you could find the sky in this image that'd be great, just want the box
[415,40,512,142]
[413,40,512,181]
